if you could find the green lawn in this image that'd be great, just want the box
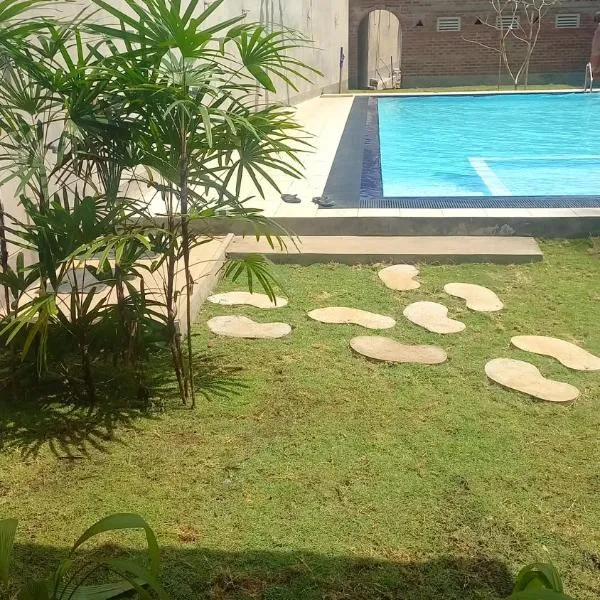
[1,240,600,599]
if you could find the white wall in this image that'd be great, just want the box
[367,10,401,88]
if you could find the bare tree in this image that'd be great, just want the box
[465,0,560,90]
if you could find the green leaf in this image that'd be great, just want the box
[0,518,17,587]
[68,579,141,600]
[507,591,575,600]
[70,514,160,576]
[0,0,46,24]
[246,64,275,93]
[17,581,50,600]
[514,563,565,594]
[88,0,140,30]
[48,558,74,599]
[225,253,281,302]
[101,559,168,600]
[183,0,219,26]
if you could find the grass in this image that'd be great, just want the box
[348,84,579,94]
[1,240,600,599]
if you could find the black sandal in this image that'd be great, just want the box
[281,193,301,204]
[312,195,336,208]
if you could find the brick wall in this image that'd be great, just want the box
[349,0,600,88]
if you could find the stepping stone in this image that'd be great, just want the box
[378,265,420,291]
[485,358,580,403]
[208,291,288,309]
[511,336,600,371]
[350,336,447,364]
[444,283,503,312]
[403,301,466,334]
[308,307,396,330]
[207,316,291,339]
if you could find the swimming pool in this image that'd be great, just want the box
[334,93,600,209]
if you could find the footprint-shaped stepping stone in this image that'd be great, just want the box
[308,307,395,330]
[444,283,503,312]
[511,336,600,371]
[378,265,420,291]
[208,291,288,309]
[350,336,447,364]
[403,301,466,334]
[208,316,291,339]
[485,358,579,403]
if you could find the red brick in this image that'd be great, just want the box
[349,0,598,86]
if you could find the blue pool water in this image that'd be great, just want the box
[377,93,600,197]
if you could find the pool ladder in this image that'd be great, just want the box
[584,62,594,92]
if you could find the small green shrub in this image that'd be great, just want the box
[0,513,167,599]
[507,563,575,600]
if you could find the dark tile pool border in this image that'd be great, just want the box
[361,196,600,209]
[321,97,369,209]
[360,97,384,204]
[321,95,600,210]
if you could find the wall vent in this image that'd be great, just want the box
[437,17,461,32]
[555,14,580,28]
[496,15,520,29]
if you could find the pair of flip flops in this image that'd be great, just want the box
[281,194,336,208]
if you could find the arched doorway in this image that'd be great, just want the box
[357,10,402,89]
[349,3,403,89]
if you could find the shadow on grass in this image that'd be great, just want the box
[0,350,245,459]
[12,544,514,600]
[0,398,149,459]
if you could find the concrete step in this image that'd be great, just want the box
[227,236,543,265]
[203,214,600,239]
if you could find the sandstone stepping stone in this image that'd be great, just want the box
[444,282,504,312]
[378,265,420,291]
[207,316,291,339]
[350,336,447,364]
[511,335,600,371]
[208,291,288,309]
[308,307,396,329]
[403,301,466,334]
[485,358,580,403]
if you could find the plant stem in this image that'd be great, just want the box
[0,197,10,316]
[81,339,96,403]
[165,188,188,404]
[179,106,195,408]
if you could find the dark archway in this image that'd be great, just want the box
[349,2,403,89]
[356,9,402,89]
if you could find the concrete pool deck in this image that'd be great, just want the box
[244,94,600,237]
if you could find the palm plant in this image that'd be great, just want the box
[0,513,167,599]
[0,0,317,405]
[81,0,316,404]
[0,0,49,335]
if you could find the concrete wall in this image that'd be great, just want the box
[49,0,350,104]
[204,0,349,104]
